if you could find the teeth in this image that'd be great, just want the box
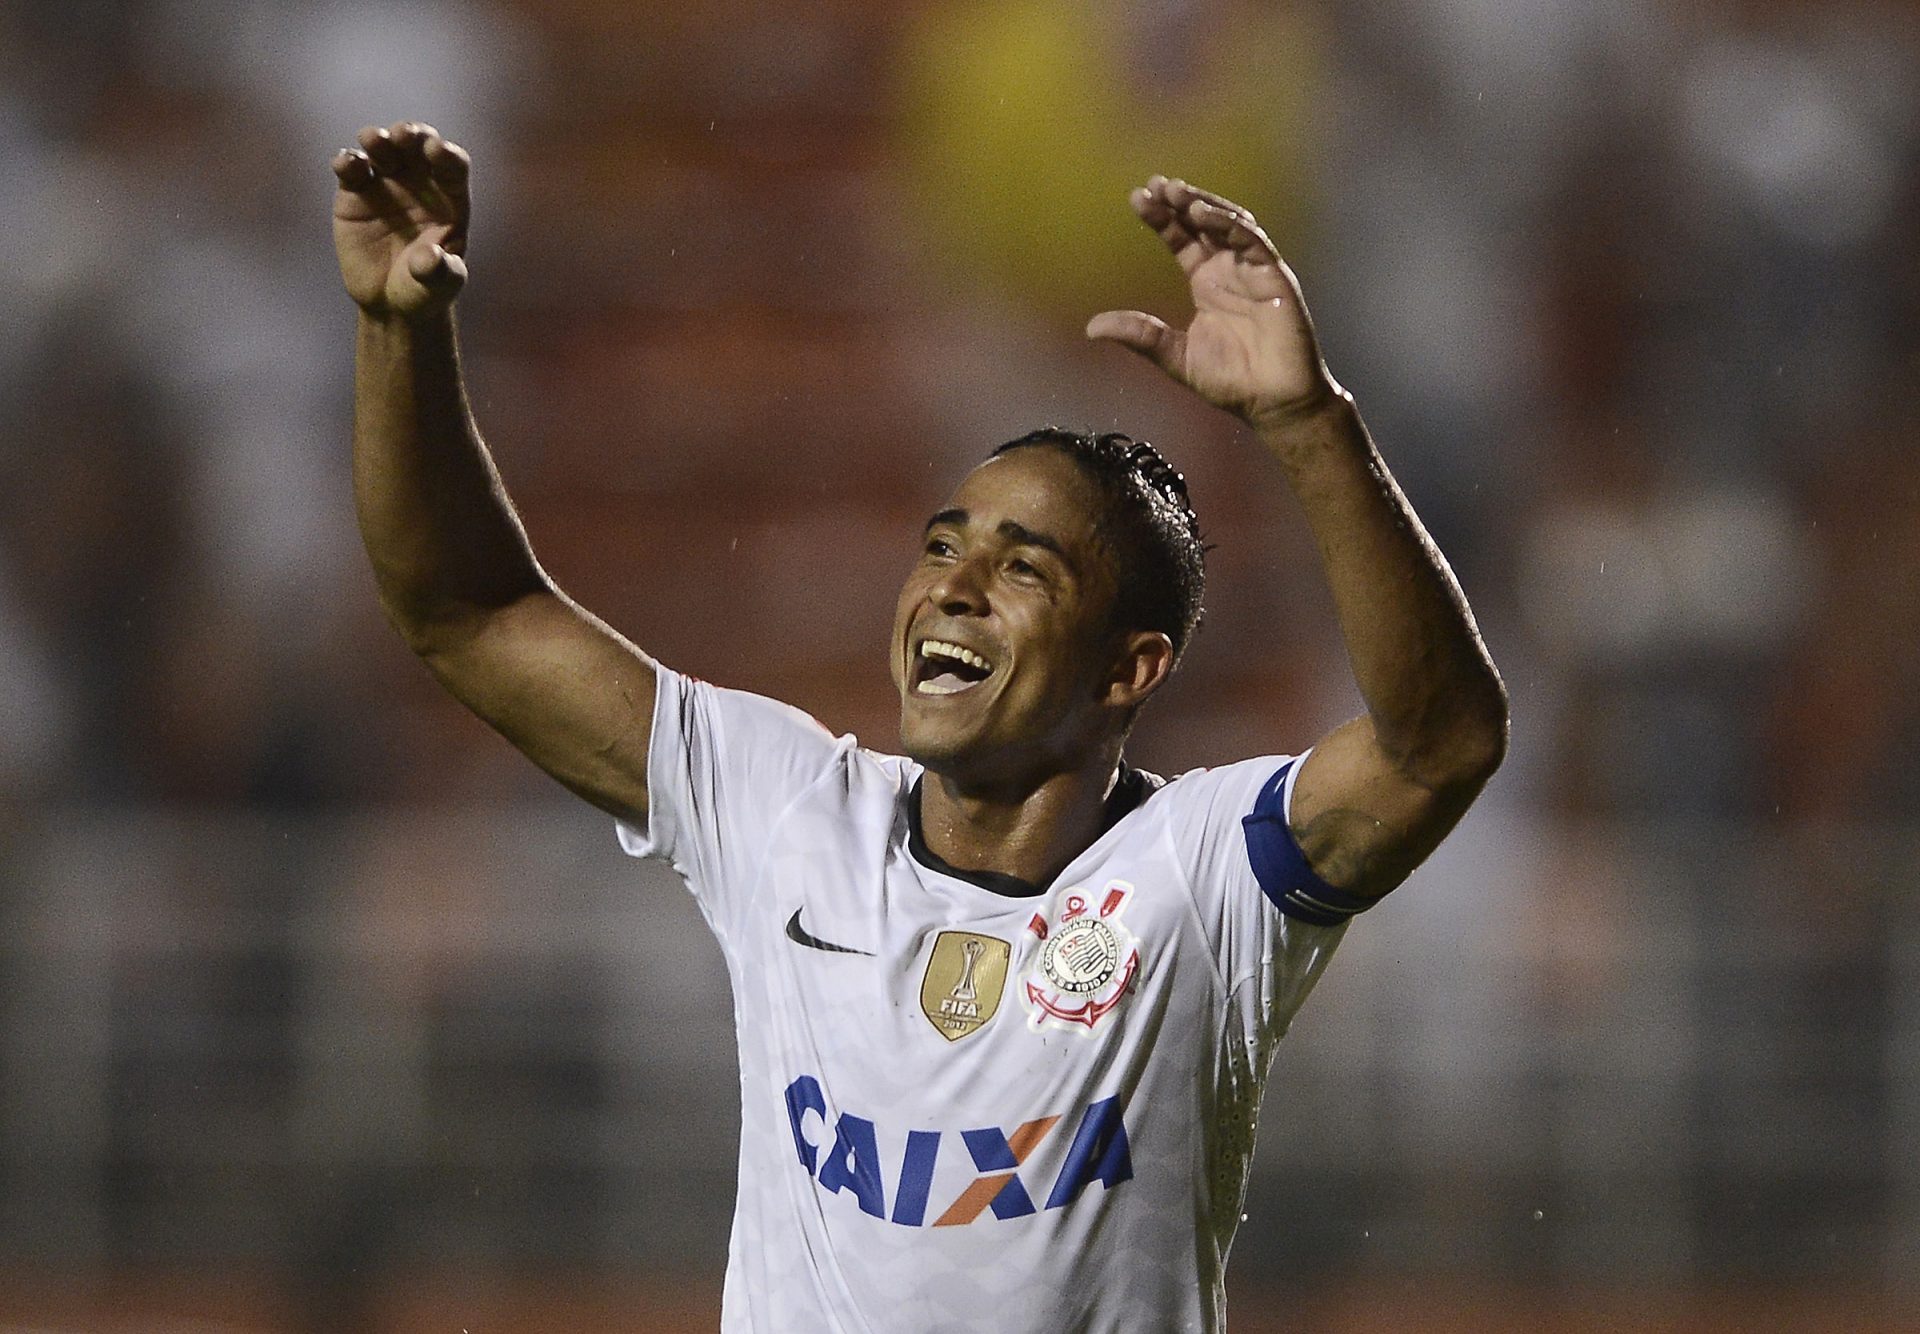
[919,639,992,672]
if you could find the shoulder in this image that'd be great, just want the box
[690,671,915,806]
[1147,754,1301,819]
[652,667,922,817]
[1129,754,1306,891]
[662,667,841,744]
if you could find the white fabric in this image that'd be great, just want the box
[617,667,1345,1334]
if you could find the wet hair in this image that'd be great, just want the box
[990,428,1206,660]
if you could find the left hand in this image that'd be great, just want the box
[1088,176,1339,428]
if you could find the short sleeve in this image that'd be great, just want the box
[1161,756,1348,1042]
[615,667,849,935]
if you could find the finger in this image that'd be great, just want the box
[1132,179,1212,275]
[1133,176,1175,221]
[1225,216,1277,264]
[1181,194,1258,240]
[1165,179,1258,233]
[1163,176,1251,216]
[332,147,377,192]
[1187,198,1279,267]
[1131,184,1188,237]
[1086,309,1186,377]
[420,129,472,244]
[421,129,470,195]
[356,124,404,175]
[380,120,440,190]
[389,120,431,151]
[406,239,469,297]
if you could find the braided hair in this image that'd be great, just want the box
[990,428,1207,661]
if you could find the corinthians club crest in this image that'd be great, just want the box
[1022,880,1141,1034]
[921,931,1011,1042]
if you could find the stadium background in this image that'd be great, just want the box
[2,0,1917,1329]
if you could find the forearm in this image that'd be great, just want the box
[1256,394,1507,784]
[353,310,549,651]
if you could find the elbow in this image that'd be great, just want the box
[380,593,492,663]
[1458,701,1509,789]
[373,568,555,661]
[395,615,462,663]
[1440,669,1510,792]
[1390,665,1510,796]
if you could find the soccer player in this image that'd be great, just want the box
[334,121,1507,1331]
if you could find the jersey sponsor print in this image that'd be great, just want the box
[785,1076,1133,1226]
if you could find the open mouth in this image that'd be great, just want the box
[912,637,996,696]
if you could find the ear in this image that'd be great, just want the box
[1103,630,1176,711]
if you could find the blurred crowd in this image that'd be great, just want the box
[2,0,1915,826]
[1321,0,1920,828]
[0,0,541,807]
[2,0,1918,1321]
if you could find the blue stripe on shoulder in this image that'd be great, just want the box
[1241,759,1378,926]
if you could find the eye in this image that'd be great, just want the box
[1005,556,1045,582]
[925,535,957,559]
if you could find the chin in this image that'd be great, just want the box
[898,713,963,768]
[897,699,991,771]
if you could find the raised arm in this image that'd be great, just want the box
[334,121,656,821]
[1089,176,1508,900]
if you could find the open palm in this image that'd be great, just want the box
[1089,177,1335,427]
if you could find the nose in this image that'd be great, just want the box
[928,554,990,616]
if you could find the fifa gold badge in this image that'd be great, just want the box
[920,931,1011,1042]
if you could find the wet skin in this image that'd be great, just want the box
[891,445,1159,801]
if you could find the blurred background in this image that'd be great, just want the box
[2,0,1917,1329]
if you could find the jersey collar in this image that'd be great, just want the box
[905,763,1154,899]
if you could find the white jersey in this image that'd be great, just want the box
[617,668,1348,1333]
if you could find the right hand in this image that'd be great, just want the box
[333,121,472,319]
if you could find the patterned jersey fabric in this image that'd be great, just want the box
[617,667,1346,1333]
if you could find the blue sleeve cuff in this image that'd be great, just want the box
[1241,759,1377,926]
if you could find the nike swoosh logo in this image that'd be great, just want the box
[785,908,874,956]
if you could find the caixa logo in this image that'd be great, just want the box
[784,1075,1133,1227]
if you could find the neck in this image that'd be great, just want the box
[916,751,1124,890]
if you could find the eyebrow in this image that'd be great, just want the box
[924,509,1073,564]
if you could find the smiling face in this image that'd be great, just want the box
[892,446,1168,791]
